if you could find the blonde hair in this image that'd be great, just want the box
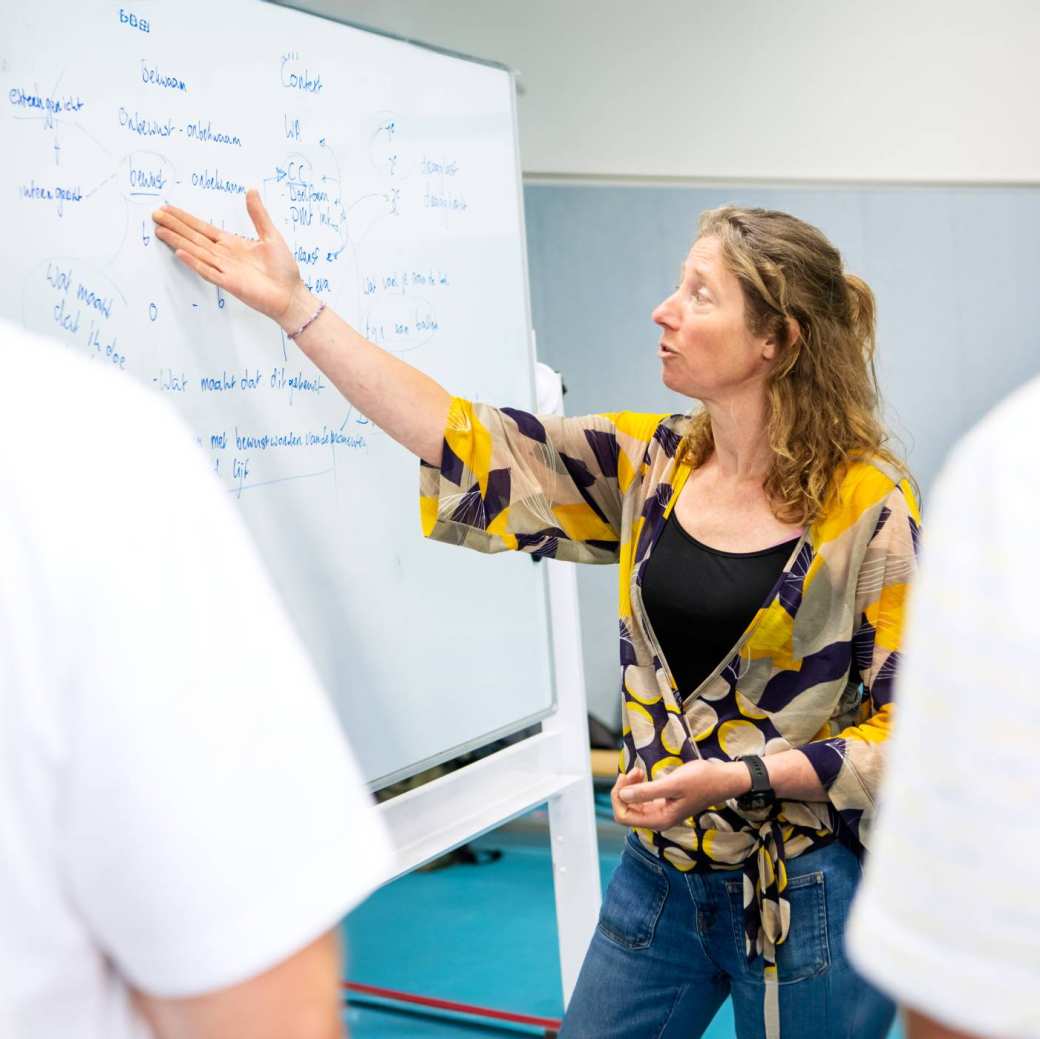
[679,205,906,525]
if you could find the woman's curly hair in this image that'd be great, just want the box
[678,205,906,525]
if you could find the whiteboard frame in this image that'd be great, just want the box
[266,1,603,1008]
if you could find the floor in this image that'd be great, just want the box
[342,804,905,1038]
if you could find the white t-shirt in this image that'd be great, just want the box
[848,375,1040,1039]
[0,323,392,1039]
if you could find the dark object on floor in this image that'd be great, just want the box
[588,713,620,750]
[417,845,504,873]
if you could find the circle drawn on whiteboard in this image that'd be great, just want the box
[121,151,178,207]
[366,110,418,184]
[362,295,438,353]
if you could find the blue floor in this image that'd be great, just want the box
[342,807,904,1038]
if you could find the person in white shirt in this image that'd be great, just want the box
[847,375,1040,1039]
[0,321,392,1039]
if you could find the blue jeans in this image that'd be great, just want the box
[560,833,895,1039]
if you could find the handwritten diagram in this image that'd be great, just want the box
[1,8,494,502]
[0,0,547,784]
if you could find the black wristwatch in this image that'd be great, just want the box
[736,755,775,811]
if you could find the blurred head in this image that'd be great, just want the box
[655,205,903,525]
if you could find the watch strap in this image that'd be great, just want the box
[742,754,770,793]
[737,754,775,810]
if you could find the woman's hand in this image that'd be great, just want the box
[152,189,306,328]
[612,760,750,830]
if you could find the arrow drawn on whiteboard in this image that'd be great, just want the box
[72,116,114,159]
[319,136,344,186]
[84,172,117,199]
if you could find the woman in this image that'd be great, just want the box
[154,196,918,1039]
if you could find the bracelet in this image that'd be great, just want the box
[286,300,326,340]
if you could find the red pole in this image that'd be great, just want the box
[343,980,562,1032]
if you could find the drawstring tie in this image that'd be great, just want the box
[741,819,791,1039]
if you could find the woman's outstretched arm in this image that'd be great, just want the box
[153,189,451,466]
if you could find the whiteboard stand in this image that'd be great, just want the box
[543,556,603,1001]
[376,550,601,1006]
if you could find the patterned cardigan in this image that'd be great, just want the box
[420,398,919,1027]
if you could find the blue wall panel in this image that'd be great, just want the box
[524,182,1040,725]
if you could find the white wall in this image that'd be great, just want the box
[284,0,1040,182]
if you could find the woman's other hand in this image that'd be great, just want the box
[610,767,649,828]
[153,189,305,328]
[613,760,749,830]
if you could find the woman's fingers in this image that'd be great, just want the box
[155,226,226,273]
[634,803,682,829]
[612,798,644,826]
[613,767,645,794]
[152,196,301,322]
[618,776,676,806]
[246,188,277,240]
[611,768,651,826]
[613,782,677,829]
[173,248,224,286]
[151,208,205,246]
[610,767,690,829]
[614,797,675,830]
[153,210,224,257]
[153,223,206,257]
[155,204,222,243]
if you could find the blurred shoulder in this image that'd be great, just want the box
[0,320,196,468]
[930,373,1040,520]
[951,372,1040,468]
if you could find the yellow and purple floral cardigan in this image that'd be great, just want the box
[420,398,918,1027]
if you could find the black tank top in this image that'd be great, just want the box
[642,512,799,700]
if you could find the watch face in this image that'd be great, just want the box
[740,790,775,811]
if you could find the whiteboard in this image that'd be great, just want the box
[0,0,555,787]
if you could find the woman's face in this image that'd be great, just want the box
[652,235,777,402]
